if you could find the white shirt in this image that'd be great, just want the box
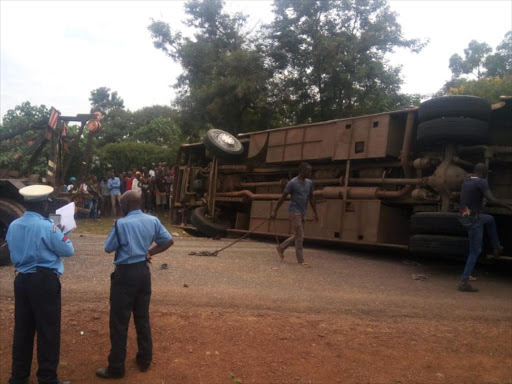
[132,178,141,193]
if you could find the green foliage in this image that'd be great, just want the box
[449,40,492,79]
[0,102,50,175]
[444,75,512,103]
[484,31,512,78]
[89,87,125,114]
[449,32,512,80]
[98,142,177,173]
[263,0,425,124]
[134,117,181,145]
[149,0,274,139]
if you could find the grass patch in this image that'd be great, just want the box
[73,212,190,237]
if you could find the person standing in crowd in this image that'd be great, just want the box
[132,172,142,195]
[96,191,173,379]
[86,177,100,219]
[119,173,126,195]
[6,185,74,384]
[66,177,77,192]
[154,170,167,212]
[125,171,134,192]
[457,163,512,292]
[140,174,152,213]
[108,172,121,217]
[164,171,173,210]
[100,176,111,217]
[271,162,318,268]
[150,170,157,210]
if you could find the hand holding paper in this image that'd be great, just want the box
[55,202,77,235]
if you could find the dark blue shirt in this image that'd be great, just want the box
[459,176,490,217]
[6,212,74,275]
[284,177,314,216]
[104,210,172,265]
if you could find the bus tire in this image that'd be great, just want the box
[190,206,229,238]
[418,96,491,123]
[411,212,467,236]
[409,234,468,258]
[417,117,488,145]
[0,199,25,266]
[203,129,244,159]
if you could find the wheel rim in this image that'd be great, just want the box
[216,132,237,148]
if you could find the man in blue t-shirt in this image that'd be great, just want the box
[457,163,512,292]
[96,191,173,379]
[271,162,318,267]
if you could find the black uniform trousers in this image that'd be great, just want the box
[108,261,152,375]
[10,269,61,384]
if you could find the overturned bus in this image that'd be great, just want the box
[171,96,512,258]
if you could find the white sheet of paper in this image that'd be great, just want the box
[55,202,77,235]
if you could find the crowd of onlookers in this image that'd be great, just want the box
[64,165,175,218]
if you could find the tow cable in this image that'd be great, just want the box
[188,218,281,257]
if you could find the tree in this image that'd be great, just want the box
[444,75,512,103]
[0,102,50,175]
[449,40,492,79]
[89,87,125,115]
[148,0,274,138]
[484,31,512,78]
[98,142,176,173]
[448,32,512,80]
[263,0,425,124]
[87,88,133,145]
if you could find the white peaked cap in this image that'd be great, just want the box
[19,185,54,202]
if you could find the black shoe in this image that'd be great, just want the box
[95,367,124,379]
[136,359,151,372]
[458,281,479,292]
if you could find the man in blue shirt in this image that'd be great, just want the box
[457,163,512,292]
[6,185,74,384]
[107,172,121,217]
[271,162,318,267]
[96,190,173,379]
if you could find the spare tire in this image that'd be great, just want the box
[190,206,229,238]
[411,212,467,236]
[417,117,488,145]
[409,234,468,258]
[0,199,25,266]
[418,96,491,123]
[203,129,244,160]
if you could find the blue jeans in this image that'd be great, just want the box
[85,199,98,219]
[459,214,501,282]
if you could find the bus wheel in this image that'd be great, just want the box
[411,212,466,236]
[409,234,468,259]
[0,199,25,266]
[190,206,230,238]
[203,129,244,160]
[418,95,491,123]
[417,117,488,145]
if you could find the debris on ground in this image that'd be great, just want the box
[411,274,427,280]
[189,251,218,256]
[171,232,180,237]
[183,284,189,288]
[160,263,168,270]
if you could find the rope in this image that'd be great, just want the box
[189,217,280,257]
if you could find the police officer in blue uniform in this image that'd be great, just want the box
[96,190,173,379]
[6,185,74,384]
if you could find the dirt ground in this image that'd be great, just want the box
[1,233,512,384]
